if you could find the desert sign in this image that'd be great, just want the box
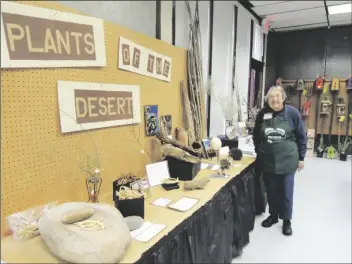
[118,37,172,82]
[58,81,140,133]
[1,1,106,68]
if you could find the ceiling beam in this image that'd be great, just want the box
[323,0,331,27]
[273,21,328,30]
[237,0,262,23]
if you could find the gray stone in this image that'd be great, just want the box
[125,216,144,231]
[38,202,131,263]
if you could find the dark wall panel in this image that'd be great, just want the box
[276,28,327,80]
[270,26,352,81]
[326,26,352,78]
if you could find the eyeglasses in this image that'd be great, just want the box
[267,94,283,100]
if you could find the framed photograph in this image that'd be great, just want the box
[200,140,209,159]
[144,105,159,136]
[202,138,210,151]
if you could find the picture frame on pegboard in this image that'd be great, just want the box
[144,105,159,136]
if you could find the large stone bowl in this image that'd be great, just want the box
[38,202,131,263]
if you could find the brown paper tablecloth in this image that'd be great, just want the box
[1,157,255,263]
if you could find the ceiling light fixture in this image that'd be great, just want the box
[328,3,352,15]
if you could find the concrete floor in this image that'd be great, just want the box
[233,156,352,263]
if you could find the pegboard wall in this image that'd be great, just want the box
[1,1,187,235]
[282,80,352,136]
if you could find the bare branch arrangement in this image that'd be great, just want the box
[185,0,207,140]
[59,109,101,176]
[126,110,152,160]
[232,58,243,123]
[206,77,237,122]
[181,81,196,144]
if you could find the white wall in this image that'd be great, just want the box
[209,1,236,137]
[59,1,157,38]
[234,3,252,123]
[160,1,173,44]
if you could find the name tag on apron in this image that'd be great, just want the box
[264,113,273,120]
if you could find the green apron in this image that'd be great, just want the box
[258,107,299,175]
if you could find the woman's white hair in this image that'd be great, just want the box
[264,85,287,102]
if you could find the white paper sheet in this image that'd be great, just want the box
[211,164,220,171]
[151,197,172,207]
[131,221,166,243]
[201,163,210,169]
[168,197,199,212]
[131,221,166,242]
[131,222,153,238]
[209,173,229,179]
[238,135,256,156]
[146,161,170,187]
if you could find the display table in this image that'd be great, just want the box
[1,157,257,263]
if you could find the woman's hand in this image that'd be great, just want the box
[297,161,304,171]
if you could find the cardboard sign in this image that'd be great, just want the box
[1,1,106,68]
[118,37,172,82]
[58,81,140,133]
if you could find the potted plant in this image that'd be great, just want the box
[317,135,325,158]
[337,115,351,161]
[338,136,352,161]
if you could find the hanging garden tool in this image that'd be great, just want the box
[317,95,332,158]
[327,78,340,146]
[314,74,325,144]
[315,28,331,151]
[296,79,305,114]
[301,83,313,132]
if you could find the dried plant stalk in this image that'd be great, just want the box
[181,81,196,143]
[156,131,199,157]
[161,144,200,164]
[185,0,207,140]
[116,186,145,200]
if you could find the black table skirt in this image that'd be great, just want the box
[134,163,267,264]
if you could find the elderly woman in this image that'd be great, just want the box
[253,85,307,236]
